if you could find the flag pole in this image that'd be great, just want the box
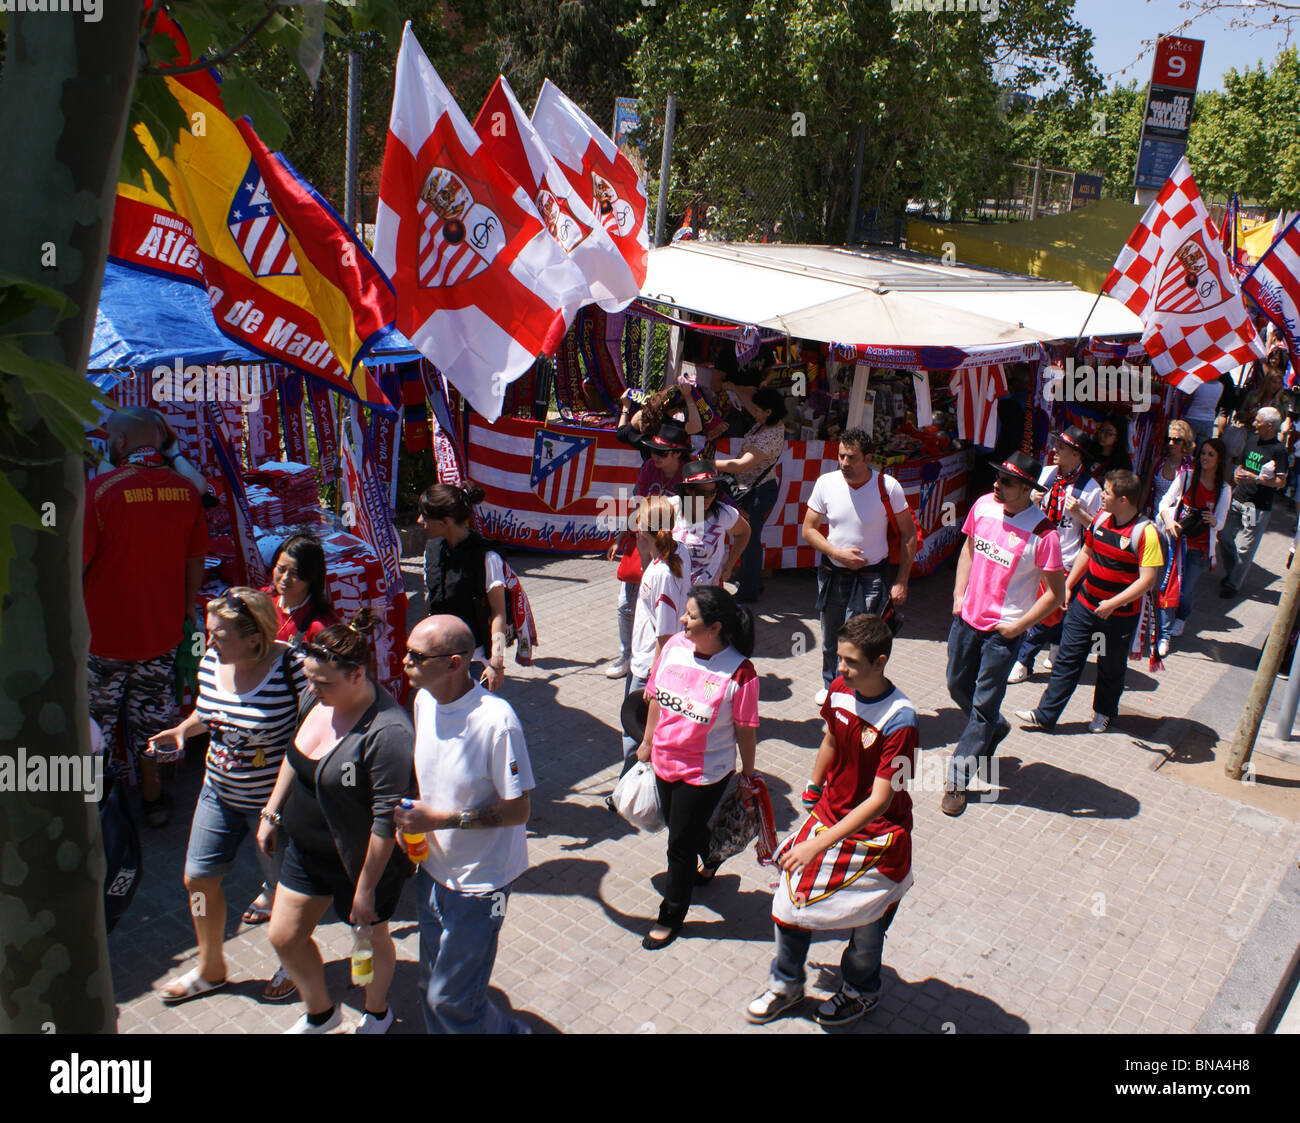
[1074,287,1106,349]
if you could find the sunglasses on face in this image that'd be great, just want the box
[220,590,252,618]
[994,474,1025,488]
[404,648,469,665]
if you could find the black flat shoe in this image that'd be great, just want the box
[694,863,721,886]
[641,925,681,950]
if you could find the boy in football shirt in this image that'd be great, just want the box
[746,613,917,1028]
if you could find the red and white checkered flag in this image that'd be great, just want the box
[1103,157,1263,391]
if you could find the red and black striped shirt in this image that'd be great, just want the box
[1077,512,1163,617]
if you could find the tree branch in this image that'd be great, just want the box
[139,1,283,77]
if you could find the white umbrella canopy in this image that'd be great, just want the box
[642,242,1142,347]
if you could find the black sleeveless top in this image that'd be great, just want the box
[426,531,493,648]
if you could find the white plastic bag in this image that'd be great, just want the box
[612,761,664,832]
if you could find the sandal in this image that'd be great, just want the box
[241,895,273,925]
[262,966,298,1003]
[694,862,721,886]
[158,967,227,1006]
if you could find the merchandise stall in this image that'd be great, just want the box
[460,242,1145,576]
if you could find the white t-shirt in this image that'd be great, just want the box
[1036,465,1102,569]
[671,497,741,586]
[631,555,692,679]
[806,470,909,565]
[412,683,535,893]
[1185,379,1223,424]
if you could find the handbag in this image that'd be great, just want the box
[1175,508,1206,535]
[727,452,780,506]
[702,772,777,866]
[615,531,643,583]
[612,761,664,832]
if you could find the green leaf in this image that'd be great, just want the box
[0,469,48,644]
[221,70,289,149]
[0,338,112,459]
[0,274,75,329]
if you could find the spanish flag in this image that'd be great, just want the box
[109,6,395,407]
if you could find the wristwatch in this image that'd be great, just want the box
[459,810,473,830]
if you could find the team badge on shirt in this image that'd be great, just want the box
[510,759,519,776]
[860,725,880,751]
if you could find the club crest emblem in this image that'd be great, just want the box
[1155,231,1229,315]
[228,161,300,277]
[415,164,504,288]
[591,172,634,237]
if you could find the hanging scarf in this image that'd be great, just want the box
[1042,463,1083,525]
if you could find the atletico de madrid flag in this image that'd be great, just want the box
[532,79,649,289]
[375,24,589,422]
[1103,157,1263,391]
[474,76,639,313]
[1243,212,1300,382]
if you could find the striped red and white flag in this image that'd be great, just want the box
[1242,212,1300,381]
[1103,156,1263,390]
[374,24,589,422]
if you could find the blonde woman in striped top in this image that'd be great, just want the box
[151,587,307,1005]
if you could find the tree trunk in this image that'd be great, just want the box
[0,4,142,1034]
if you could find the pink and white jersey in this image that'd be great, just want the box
[631,555,692,679]
[671,496,740,586]
[960,493,1062,631]
[646,632,759,785]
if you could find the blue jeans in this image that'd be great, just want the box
[946,616,1019,787]
[617,579,637,663]
[416,868,524,1034]
[620,672,649,777]
[1218,501,1271,592]
[817,561,889,688]
[1015,618,1062,669]
[769,904,899,998]
[736,478,780,602]
[1034,598,1140,725]
[184,779,282,889]
[1159,545,1211,640]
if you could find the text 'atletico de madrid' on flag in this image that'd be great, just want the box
[1102,156,1263,391]
[474,75,640,314]
[108,2,395,408]
[531,78,650,290]
[1243,212,1300,382]
[374,24,590,423]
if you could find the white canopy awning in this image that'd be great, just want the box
[642,242,1142,350]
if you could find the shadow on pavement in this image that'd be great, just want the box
[754,964,1030,1034]
[992,756,1141,819]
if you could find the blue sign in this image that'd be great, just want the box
[1135,136,1187,190]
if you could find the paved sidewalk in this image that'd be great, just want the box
[111,516,1300,1034]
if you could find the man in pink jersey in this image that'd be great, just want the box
[943,452,1065,817]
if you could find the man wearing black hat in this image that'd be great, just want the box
[943,451,1065,817]
[1009,426,1101,684]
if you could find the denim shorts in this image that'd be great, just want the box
[184,780,280,885]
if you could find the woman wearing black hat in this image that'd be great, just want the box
[673,460,751,587]
[716,387,787,603]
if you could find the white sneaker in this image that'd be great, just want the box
[1088,713,1110,734]
[285,1006,342,1034]
[354,1008,394,1035]
[815,688,828,706]
[604,659,630,679]
[745,987,803,1024]
[1171,619,1185,638]
[1157,638,1170,658]
[1007,662,1029,685]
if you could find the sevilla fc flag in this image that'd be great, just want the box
[1103,157,1263,391]
[1243,213,1300,381]
[474,76,639,313]
[532,79,649,289]
[375,24,589,422]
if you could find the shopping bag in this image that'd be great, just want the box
[703,772,777,866]
[612,761,664,832]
